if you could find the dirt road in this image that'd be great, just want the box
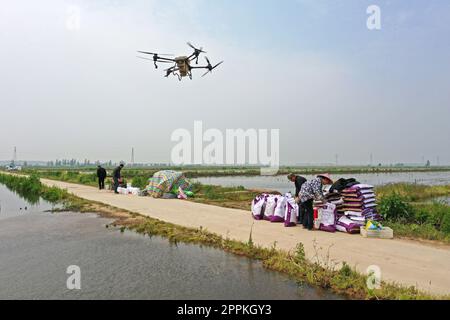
[43,179,450,295]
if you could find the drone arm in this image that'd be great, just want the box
[189,66,209,69]
[165,67,179,77]
[155,57,176,62]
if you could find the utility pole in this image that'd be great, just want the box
[11,146,17,167]
[131,147,135,167]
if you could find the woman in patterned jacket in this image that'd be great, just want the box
[299,174,333,230]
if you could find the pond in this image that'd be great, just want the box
[430,196,450,205]
[0,184,342,300]
[195,171,450,194]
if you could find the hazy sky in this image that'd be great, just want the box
[1,0,449,165]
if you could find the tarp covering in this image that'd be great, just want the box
[146,170,192,198]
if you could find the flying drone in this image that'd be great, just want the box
[137,42,223,81]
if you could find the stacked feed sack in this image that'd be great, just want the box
[325,192,345,216]
[313,186,339,209]
[313,198,326,208]
[340,184,382,227]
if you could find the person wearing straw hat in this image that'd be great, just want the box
[299,173,333,230]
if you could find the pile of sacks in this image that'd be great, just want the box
[251,182,382,235]
[335,183,382,233]
[116,184,141,196]
[251,193,298,227]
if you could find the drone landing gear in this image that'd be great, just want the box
[173,72,181,81]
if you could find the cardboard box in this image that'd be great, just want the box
[360,226,394,239]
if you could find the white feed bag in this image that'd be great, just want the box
[264,195,278,220]
[284,197,298,227]
[271,196,286,223]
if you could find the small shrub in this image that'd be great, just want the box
[131,176,148,189]
[293,243,306,264]
[412,202,450,232]
[43,186,66,204]
[378,193,414,222]
[441,213,450,234]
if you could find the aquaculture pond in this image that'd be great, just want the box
[0,184,342,300]
[195,171,450,194]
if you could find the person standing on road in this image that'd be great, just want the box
[96,165,107,190]
[299,174,333,230]
[113,163,124,194]
[287,173,307,223]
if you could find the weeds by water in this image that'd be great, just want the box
[376,186,450,243]
[376,183,450,202]
[0,173,87,211]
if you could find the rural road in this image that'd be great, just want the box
[43,179,450,295]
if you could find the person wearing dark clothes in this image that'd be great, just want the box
[96,165,107,190]
[287,173,307,223]
[299,174,333,230]
[112,163,124,194]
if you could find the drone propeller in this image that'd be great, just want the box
[187,42,206,64]
[137,51,174,56]
[137,51,173,69]
[187,42,206,53]
[202,57,224,77]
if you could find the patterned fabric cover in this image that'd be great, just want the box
[146,170,192,198]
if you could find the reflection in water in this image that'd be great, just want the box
[0,184,53,219]
[0,184,342,300]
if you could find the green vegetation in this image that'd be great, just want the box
[378,193,414,222]
[131,175,148,189]
[376,184,450,243]
[375,183,450,202]
[189,182,260,210]
[22,169,99,187]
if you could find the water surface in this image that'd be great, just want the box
[0,184,341,300]
[195,171,450,194]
